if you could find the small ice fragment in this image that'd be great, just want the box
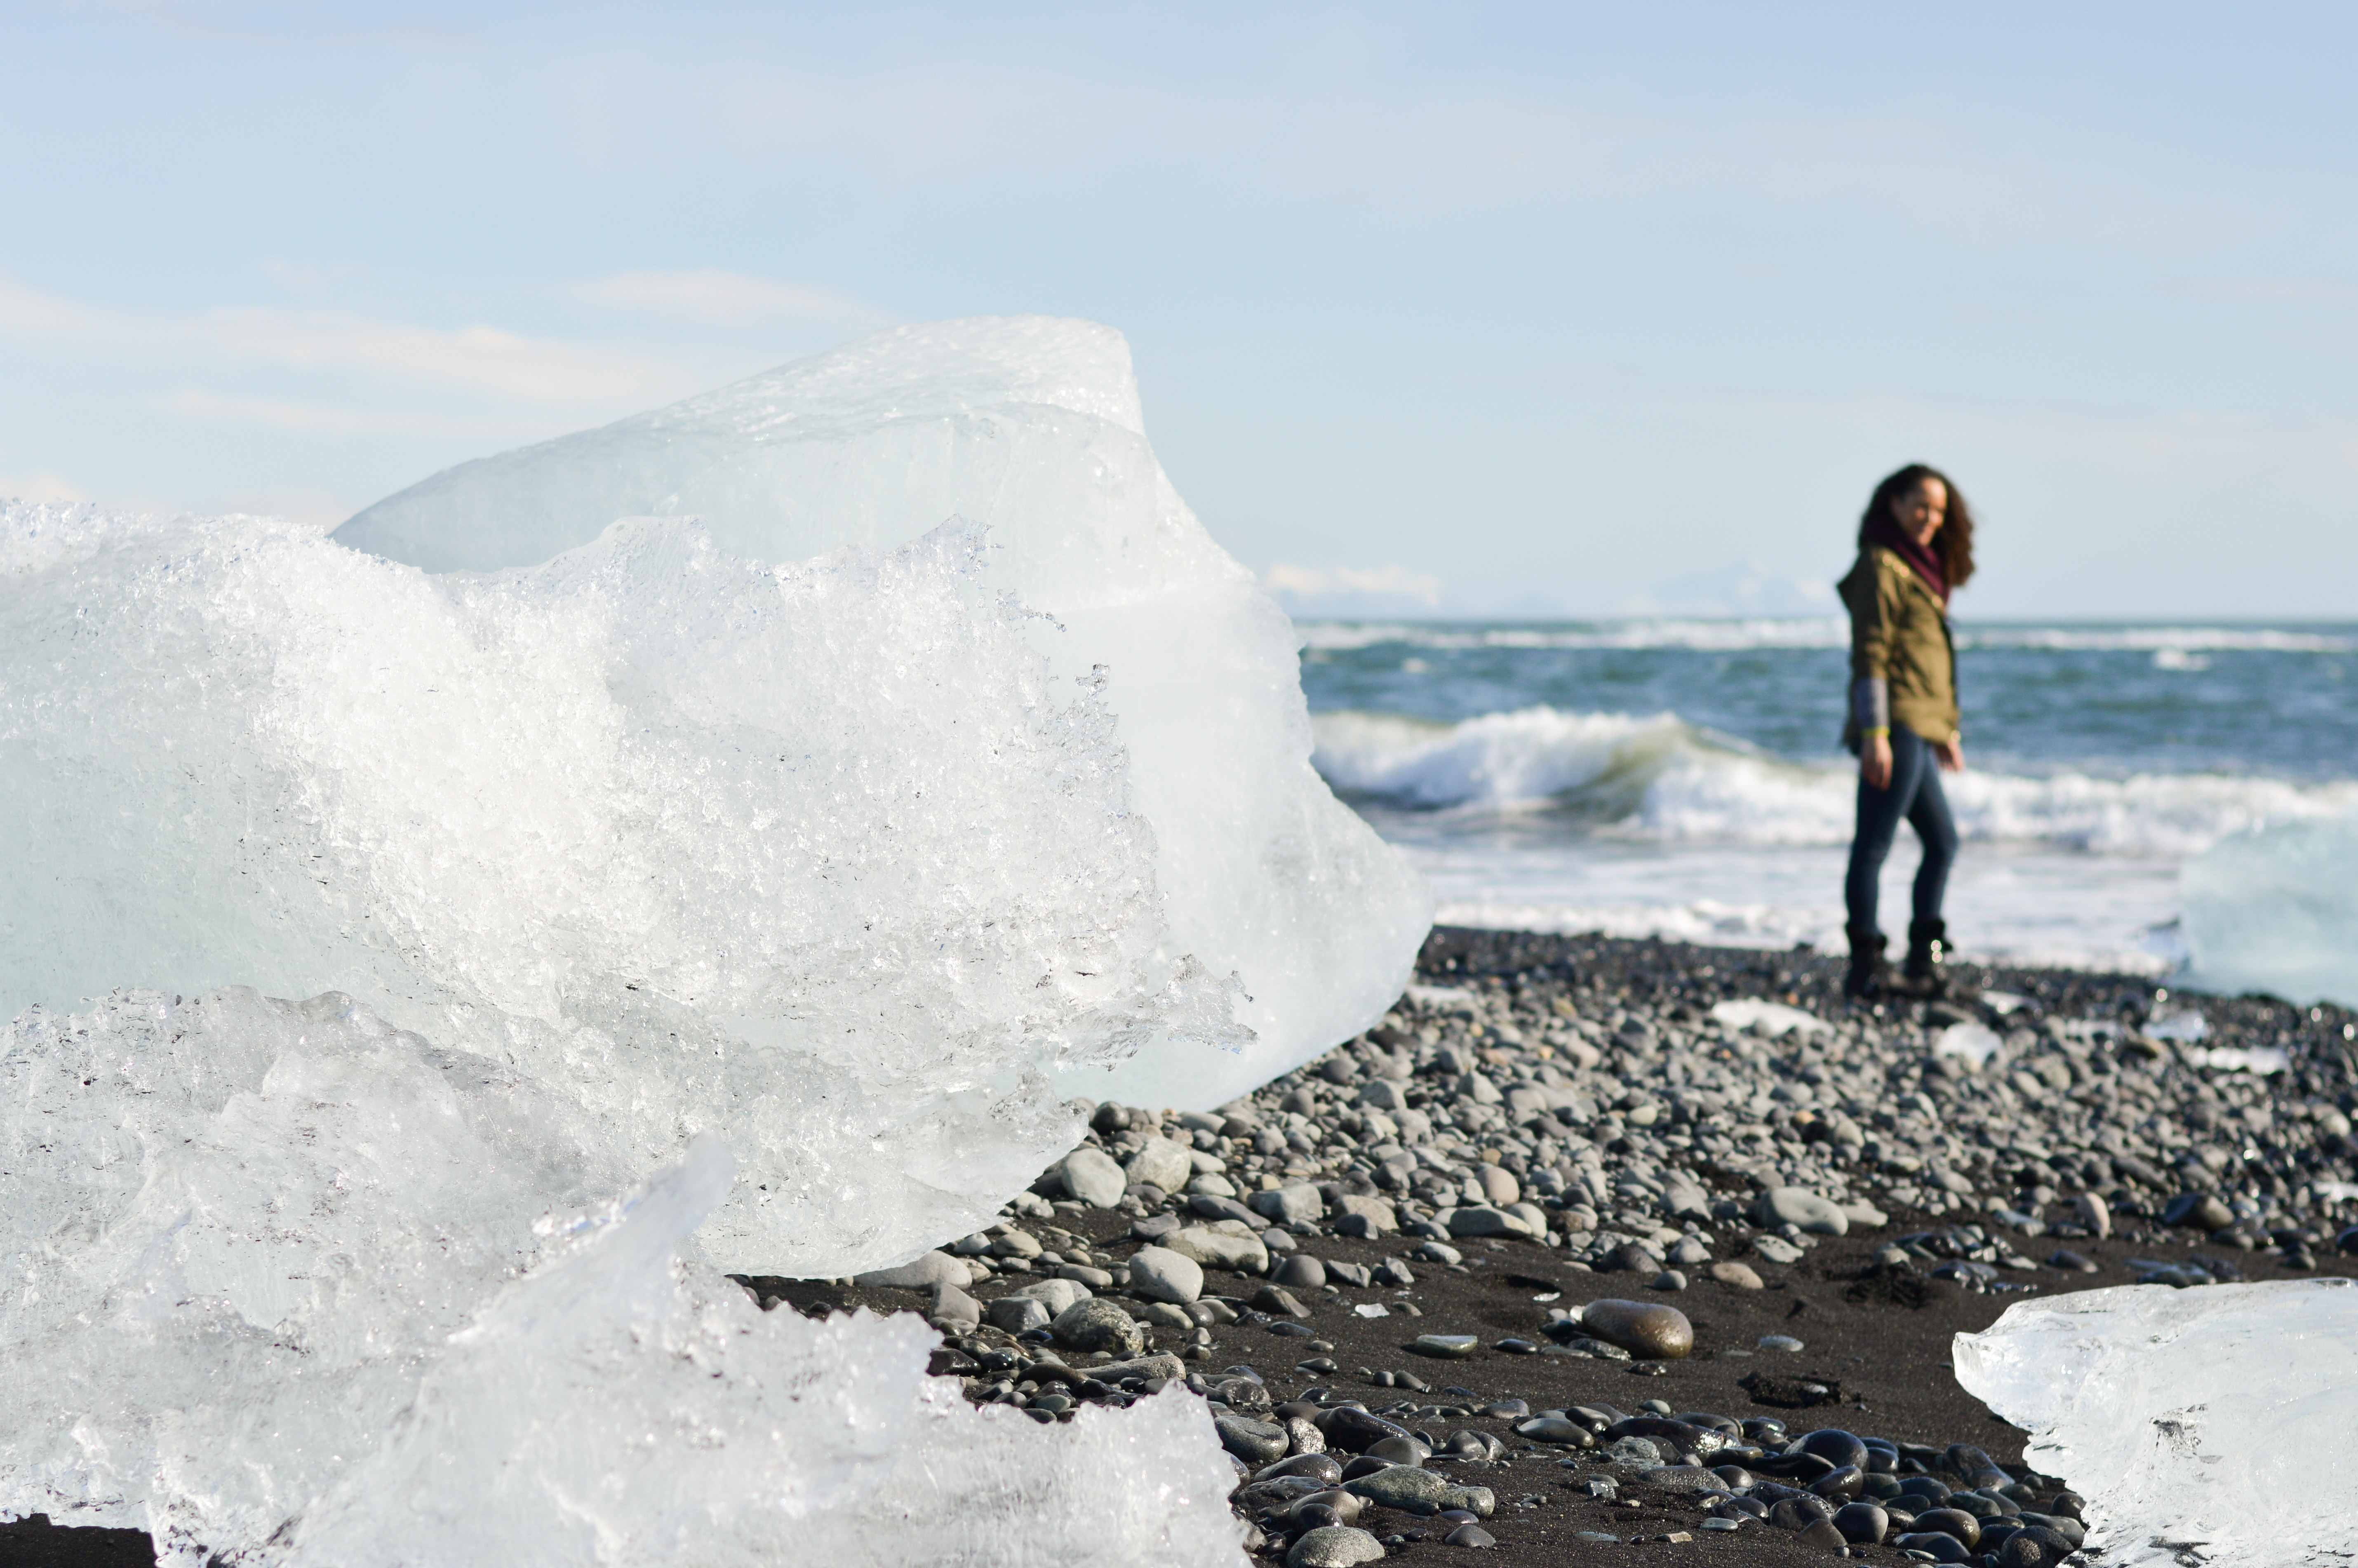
[1980,989,2030,1015]
[1354,1303,1392,1319]
[1932,1020,2003,1067]
[2146,1009,2210,1042]
[1758,1334,1805,1352]
[1708,999,1830,1037]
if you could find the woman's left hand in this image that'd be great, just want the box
[1935,735,1965,772]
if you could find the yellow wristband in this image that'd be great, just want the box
[1863,726,1889,738]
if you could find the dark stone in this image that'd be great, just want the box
[1601,1241,1664,1273]
[1996,1526,2077,1567]
[1831,1502,1888,1544]
[1291,1503,1344,1534]
[1366,1435,1434,1465]
[1319,1407,1416,1453]
[1255,1282,1314,1316]
[1091,1102,1130,1133]
[2047,1248,2099,1272]
[1896,1476,1952,1505]
[1893,1531,1975,1563]
[1798,1428,1868,1470]
[1338,1455,1397,1481]
[1794,1518,1848,1551]
[1751,1450,1838,1481]
[1257,1453,1345,1485]
[1577,1299,1694,1359]
[1740,1373,1844,1410]
[1911,1507,1982,1548]
[1216,1413,1291,1465]
[1768,1496,1834,1530]
[1810,1465,1864,1502]
[926,1346,979,1377]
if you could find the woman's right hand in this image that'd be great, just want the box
[1862,733,1893,790]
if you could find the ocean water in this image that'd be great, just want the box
[1300,619,2358,972]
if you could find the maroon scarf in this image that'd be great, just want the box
[1867,512,1949,607]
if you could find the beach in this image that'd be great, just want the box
[17,926,2354,1567]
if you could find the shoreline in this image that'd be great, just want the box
[13,928,2356,1566]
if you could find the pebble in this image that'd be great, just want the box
[1576,1299,1693,1360]
[1411,1333,1480,1358]
[1758,1333,1805,1353]
[1124,1245,1203,1305]
[1442,1523,1496,1548]
[1285,1524,1386,1567]
[1344,1465,1496,1516]
[1059,1147,1128,1208]
[1706,1260,1765,1288]
[1756,1187,1850,1236]
[1050,1297,1143,1355]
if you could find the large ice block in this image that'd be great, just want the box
[336,316,1432,1109]
[1954,1279,2358,1568]
[0,987,1246,1566]
[0,502,1239,1272]
[2182,813,2358,1008]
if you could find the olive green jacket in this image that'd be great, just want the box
[1838,545,1958,750]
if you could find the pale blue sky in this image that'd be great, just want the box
[5,2,2354,616]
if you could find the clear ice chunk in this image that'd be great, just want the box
[0,503,1236,1272]
[334,316,1432,1107]
[1954,1279,2358,1568]
[2182,813,2358,1009]
[0,987,1247,1566]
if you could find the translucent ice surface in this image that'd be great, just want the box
[337,317,1431,1107]
[2182,813,2358,1008]
[0,501,1241,1272]
[0,988,1245,1566]
[1954,1279,2358,1568]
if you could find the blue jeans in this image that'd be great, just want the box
[1845,724,1958,933]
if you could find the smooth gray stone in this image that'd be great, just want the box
[1060,1146,1128,1208]
[1249,1183,1327,1226]
[1755,1187,1849,1236]
[929,1283,982,1329]
[1126,1244,1204,1305]
[1274,1254,1327,1289]
[985,1295,1050,1334]
[1286,1525,1386,1568]
[1443,1523,1496,1548]
[1345,1465,1496,1517]
[1216,1412,1291,1465]
[1123,1135,1195,1194]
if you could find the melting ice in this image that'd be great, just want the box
[0,989,1242,1565]
[1956,1279,2358,1568]
[0,317,1429,1561]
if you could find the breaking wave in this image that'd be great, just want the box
[1311,705,2358,857]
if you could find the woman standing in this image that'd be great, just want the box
[1840,463,1975,999]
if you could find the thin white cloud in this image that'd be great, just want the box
[1264,563,1445,606]
[569,269,896,331]
[162,391,552,440]
[0,273,701,409]
[0,471,89,503]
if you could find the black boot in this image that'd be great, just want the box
[1843,925,1890,999]
[1901,918,1950,998]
